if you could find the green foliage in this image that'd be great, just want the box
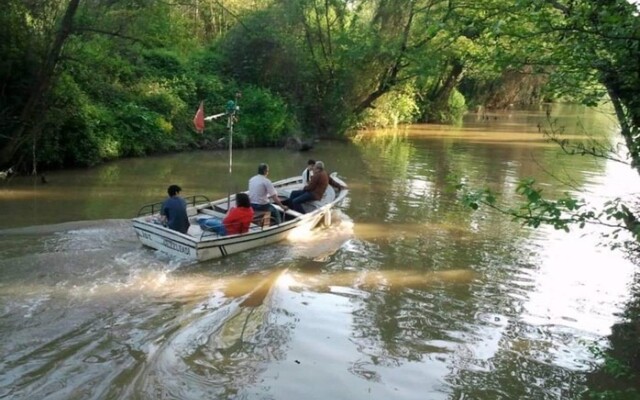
[359,87,420,128]
[421,89,467,125]
[585,341,640,400]
[455,175,640,249]
[512,178,586,231]
[37,72,102,167]
[36,68,193,167]
[235,86,292,146]
[3,0,640,199]
[588,343,634,380]
[141,49,185,78]
[0,1,40,144]
[448,90,467,124]
[112,102,172,156]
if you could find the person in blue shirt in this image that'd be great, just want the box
[160,184,189,234]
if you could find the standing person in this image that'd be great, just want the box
[161,184,190,234]
[301,159,316,185]
[198,192,254,235]
[289,161,329,213]
[248,163,288,224]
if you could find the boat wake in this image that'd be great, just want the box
[284,209,355,262]
[0,213,475,399]
[0,215,353,399]
[121,268,291,399]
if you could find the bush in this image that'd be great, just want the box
[358,87,420,128]
[234,86,293,146]
[37,73,103,167]
[421,89,467,125]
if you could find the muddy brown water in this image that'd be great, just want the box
[0,105,637,399]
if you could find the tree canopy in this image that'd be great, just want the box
[1,0,639,180]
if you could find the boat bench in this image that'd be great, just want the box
[198,208,225,218]
[252,211,272,228]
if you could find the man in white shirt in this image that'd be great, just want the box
[248,163,288,224]
[301,159,315,185]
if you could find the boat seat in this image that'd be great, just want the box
[199,208,226,218]
[252,211,272,228]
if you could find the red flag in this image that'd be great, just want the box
[193,101,205,133]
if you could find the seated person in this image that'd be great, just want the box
[301,183,336,213]
[248,163,288,224]
[287,161,329,213]
[302,159,315,185]
[161,184,189,234]
[198,193,254,235]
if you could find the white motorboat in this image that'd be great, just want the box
[132,173,348,261]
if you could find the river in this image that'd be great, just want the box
[0,105,637,399]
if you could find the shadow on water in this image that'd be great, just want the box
[584,260,640,399]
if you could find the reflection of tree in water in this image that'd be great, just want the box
[341,230,600,398]
[347,272,488,395]
[351,116,609,236]
[447,336,586,399]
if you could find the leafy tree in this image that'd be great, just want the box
[470,0,640,241]
[0,0,291,169]
[0,0,81,170]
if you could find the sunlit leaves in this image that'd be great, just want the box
[456,172,640,247]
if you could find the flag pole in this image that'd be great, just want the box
[193,96,240,211]
[226,93,241,210]
[227,106,233,210]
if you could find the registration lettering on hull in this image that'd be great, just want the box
[161,237,193,256]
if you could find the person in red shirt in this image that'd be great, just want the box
[223,192,254,235]
[198,192,254,235]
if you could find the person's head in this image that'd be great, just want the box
[258,163,269,176]
[306,159,316,169]
[235,192,251,208]
[167,184,182,196]
[313,161,325,172]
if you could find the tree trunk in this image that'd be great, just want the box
[0,0,80,168]
[353,2,415,116]
[428,60,464,123]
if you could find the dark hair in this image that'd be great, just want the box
[235,192,251,208]
[258,163,269,175]
[307,159,316,166]
[167,184,181,196]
